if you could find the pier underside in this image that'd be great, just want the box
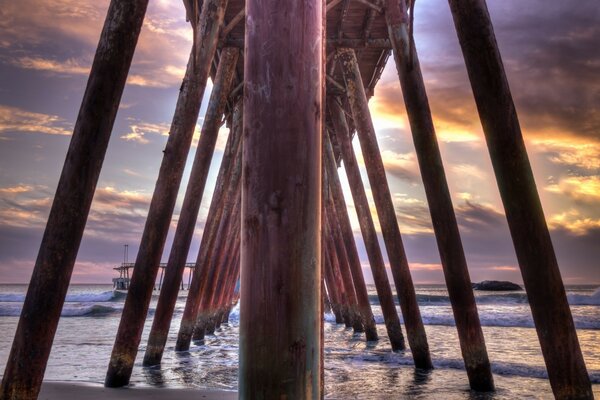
[0,0,593,399]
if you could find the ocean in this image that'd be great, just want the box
[0,284,599,399]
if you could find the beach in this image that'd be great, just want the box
[39,382,236,400]
[2,284,599,399]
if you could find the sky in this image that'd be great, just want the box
[0,0,598,285]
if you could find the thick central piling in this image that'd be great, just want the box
[239,0,323,396]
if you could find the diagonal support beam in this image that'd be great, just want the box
[221,8,245,39]
[104,0,230,387]
[193,180,241,340]
[142,47,239,366]
[325,210,362,330]
[385,0,492,382]
[200,191,241,336]
[447,0,592,397]
[328,98,406,351]
[326,198,365,332]
[325,219,354,328]
[322,157,346,325]
[336,49,432,367]
[324,134,379,341]
[176,105,243,351]
[0,0,150,397]
[324,245,345,324]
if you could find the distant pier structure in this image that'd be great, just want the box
[0,0,594,399]
[112,263,196,291]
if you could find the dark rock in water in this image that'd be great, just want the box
[472,280,522,291]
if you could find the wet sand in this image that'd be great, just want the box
[39,381,237,400]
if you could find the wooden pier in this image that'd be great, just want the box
[112,263,196,291]
[0,0,593,398]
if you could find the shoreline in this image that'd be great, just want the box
[38,381,236,400]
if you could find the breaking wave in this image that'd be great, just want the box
[0,290,125,303]
[367,288,600,307]
[0,304,121,317]
[568,288,600,306]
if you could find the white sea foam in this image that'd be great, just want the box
[568,288,600,306]
[0,303,122,317]
[0,290,124,303]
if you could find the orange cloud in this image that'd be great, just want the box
[548,209,600,235]
[11,57,90,75]
[490,266,518,271]
[120,120,170,144]
[0,185,35,195]
[531,137,600,171]
[0,105,72,136]
[410,263,442,271]
[545,176,600,203]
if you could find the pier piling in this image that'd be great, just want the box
[324,134,379,341]
[326,204,364,332]
[328,95,406,352]
[143,47,239,366]
[176,126,243,350]
[385,0,491,379]
[448,0,592,397]
[239,0,323,395]
[105,0,229,387]
[0,0,149,397]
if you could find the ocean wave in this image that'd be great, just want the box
[0,293,25,302]
[61,304,121,317]
[366,289,600,307]
[368,311,600,330]
[368,293,531,306]
[568,288,600,306]
[0,290,125,303]
[0,304,121,317]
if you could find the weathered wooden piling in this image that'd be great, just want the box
[323,134,378,341]
[328,98,406,351]
[176,130,243,350]
[336,49,432,366]
[324,246,345,324]
[219,229,242,321]
[214,208,242,326]
[326,203,364,332]
[386,0,491,378]
[0,0,149,397]
[322,151,344,325]
[447,0,592,397]
[195,191,241,338]
[143,47,239,367]
[104,0,229,387]
[325,218,354,328]
[221,254,241,323]
[239,0,322,395]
